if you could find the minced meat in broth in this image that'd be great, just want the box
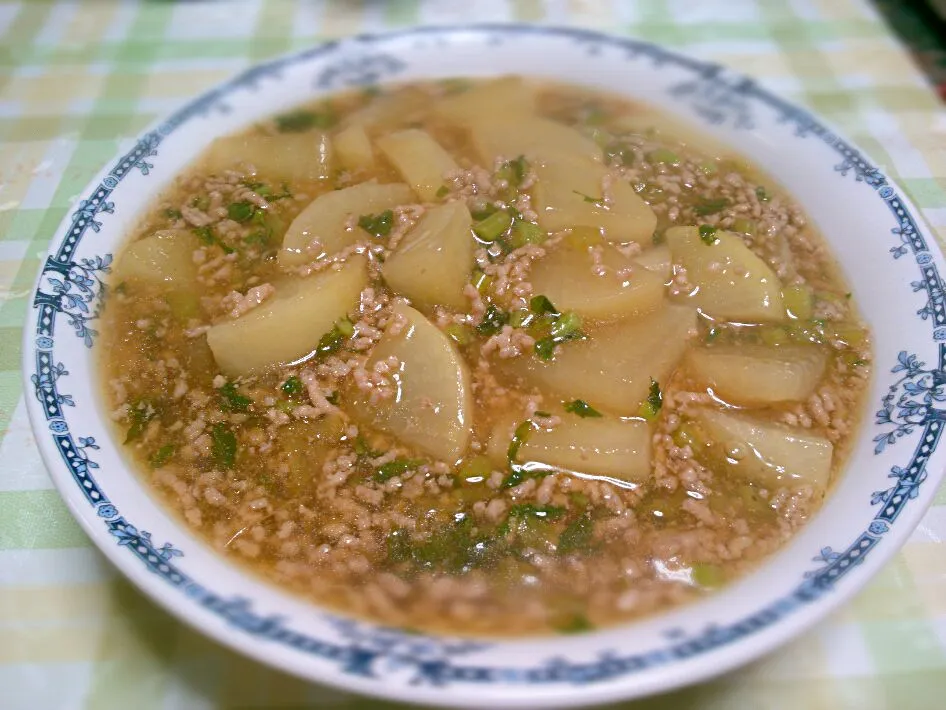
[100,77,872,636]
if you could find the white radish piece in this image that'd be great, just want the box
[687,344,827,406]
[279,182,414,268]
[348,303,472,461]
[666,225,785,323]
[206,255,368,375]
[382,201,475,310]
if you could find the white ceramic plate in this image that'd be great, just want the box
[22,25,946,709]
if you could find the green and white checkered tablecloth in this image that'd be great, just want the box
[2,1,946,708]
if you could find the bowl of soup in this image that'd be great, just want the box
[23,25,946,708]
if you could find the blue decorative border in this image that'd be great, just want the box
[26,25,944,690]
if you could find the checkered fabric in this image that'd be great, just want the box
[2,1,945,708]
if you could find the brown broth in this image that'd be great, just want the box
[98,77,871,637]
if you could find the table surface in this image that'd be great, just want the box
[3,1,946,708]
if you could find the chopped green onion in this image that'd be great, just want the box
[550,311,582,339]
[698,160,718,175]
[506,419,533,467]
[149,443,176,468]
[534,338,557,360]
[694,197,730,216]
[275,108,334,132]
[470,202,498,221]
[530,295,559,316]
[374,458,424,482]
[840,351,868,368]
[564,399,602,418]
[476,304,509,336]
[459,455,493,482]
[163,208,182,220]
[637,378,663,420]
[554,612,595,634]
[698,224,718,245]
[509,309,534,329]
[473,210,513,242]
[755,186,770,202]
[508,219,545,249]
[281,376,304,397]
[691,562,726,589]
[604,142,635,166]
[534,311,584,361]
[358,209,394,238]
[192,225,233,254]
[507,503,564,521]
[247,182,292,201]
[193,225,215,245]
[784,285,814,321]
[445,323,474,345]
[558,513,594,555]
[244,230,271,248]
[532,310,584,360]
[471,269,493,295]
[218,382,252,412]
[498,502,565,536]
[648,147,681,166]
[573,190,604,206]
[275,400,295,415]
[227,201,256,223]
[335,317,355,337]
[354,436,382,459]
[501,419,553,489]
[316,319,354,358]
[731,217,756,235]
[125,400,156,443]
[211,423,237,469]
[496,155,528,188]
[435,185,450,198]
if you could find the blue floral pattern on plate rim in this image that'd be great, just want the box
[23,24,946,698]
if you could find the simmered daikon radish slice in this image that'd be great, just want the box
[693,408,833,491]
[470,115,602,166]
[206,255,368,376]
[341,87,432,129]
[279,182,414,268]
[375,129,458,201]
[529,242,665,321]
[334,124,375,172]
[382,201,474,310]
[488,416,652,484]
[532,160,657,245]
[202,133,332,182]
[687,344,827,405]
[434,76,536,125]
[666,226,784,322]
[507,304,697,415]
[348,303,472,461]
[120,230,199,288]
[634,244,673,282]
